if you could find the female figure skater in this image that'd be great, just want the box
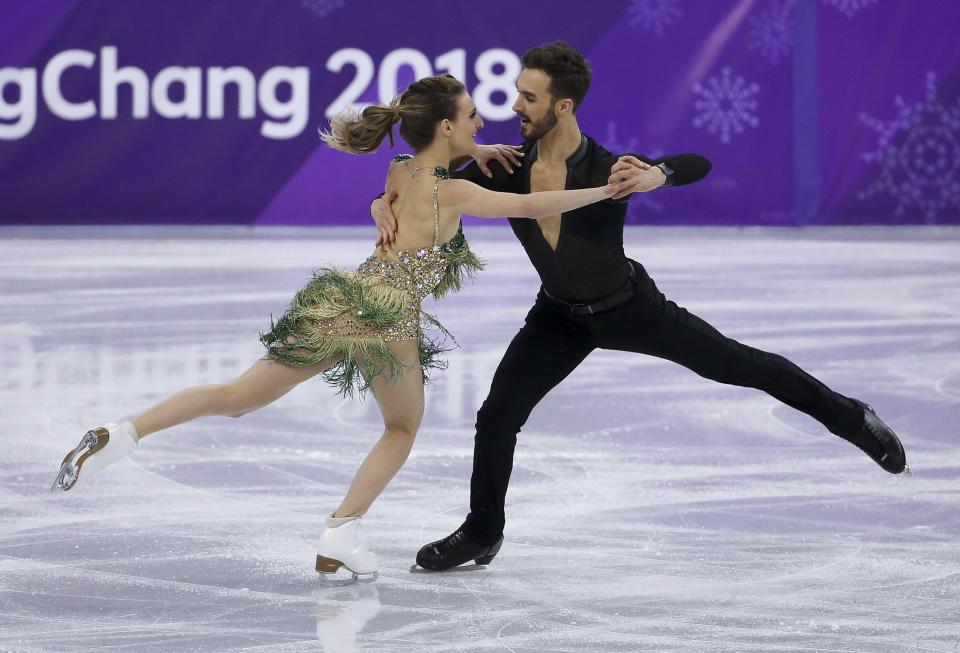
[50,74,634,581]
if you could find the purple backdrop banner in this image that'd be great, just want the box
[1,0,958,225]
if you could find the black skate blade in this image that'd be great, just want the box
[408,562,490,574]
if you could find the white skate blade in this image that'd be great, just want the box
[50,460,79,492]
[50,425,137,493]
[49,429,100,492]
[316,566,378,586]
[316,553,377,584]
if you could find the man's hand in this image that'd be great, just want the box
[371,190,398,246]
[473,144,525,178]
[607,156,666,199]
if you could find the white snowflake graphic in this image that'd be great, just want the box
[628,0,683,36]
[603,122,665,218]
[301,0,344,18]
[858,72,960,223]
[692,67,760,144]
[822,0,878,19]
[748,1,794,65]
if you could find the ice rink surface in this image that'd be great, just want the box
[1,226,959,652]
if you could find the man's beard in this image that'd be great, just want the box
[521,108,558,139]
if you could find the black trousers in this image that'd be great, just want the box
[463,261,864,545]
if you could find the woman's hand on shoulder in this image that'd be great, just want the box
[472,144,525,178]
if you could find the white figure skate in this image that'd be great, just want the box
[315,514,379,583]
[50,423,138,492]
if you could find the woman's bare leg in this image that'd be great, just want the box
[132,354,337,439]
[333,340,424,518]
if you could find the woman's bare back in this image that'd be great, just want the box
[373,160,461,260]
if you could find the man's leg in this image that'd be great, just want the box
[466,304,594,544]
[416,299,594,569]
[609,302,861,435]
[596,266,905,471]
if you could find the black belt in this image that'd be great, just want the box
[542,264,637,317]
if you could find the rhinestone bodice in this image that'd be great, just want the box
[359,152,463,302]
[348,155,479,339]
[260,155,483,394]
[358,226,468,303]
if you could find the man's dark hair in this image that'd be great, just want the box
[521,41,592,112]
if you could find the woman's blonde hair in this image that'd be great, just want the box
[320,74,466,154]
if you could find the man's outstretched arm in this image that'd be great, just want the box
[629,153,712,187]
[606,153,712,199]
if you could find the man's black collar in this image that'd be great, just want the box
[527,134,589,167]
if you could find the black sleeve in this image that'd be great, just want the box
[451,159,513,190]
[628,152,713,187]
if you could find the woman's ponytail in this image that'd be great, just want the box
[320,101,401,154]
[320,74,465,154]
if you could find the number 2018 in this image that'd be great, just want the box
[325,48,521,121]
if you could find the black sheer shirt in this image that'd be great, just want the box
[454,134,711,302]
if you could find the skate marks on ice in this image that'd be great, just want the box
[1,227,959,651]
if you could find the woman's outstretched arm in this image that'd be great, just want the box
[440,178,632,219]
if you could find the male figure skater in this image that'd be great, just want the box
[372,42,907,571]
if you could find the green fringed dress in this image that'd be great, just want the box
[259,157,484,397]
